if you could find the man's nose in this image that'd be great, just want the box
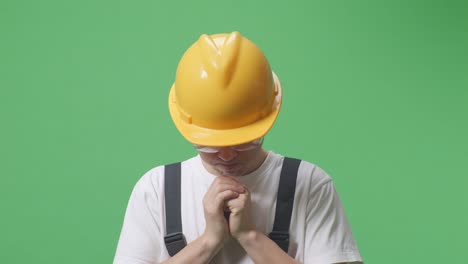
[217,147,238,162]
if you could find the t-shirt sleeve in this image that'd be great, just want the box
[114,169,164,264]
[304,172,363,263]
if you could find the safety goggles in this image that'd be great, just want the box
[195,137,264,154]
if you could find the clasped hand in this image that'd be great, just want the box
[202,175,254,247]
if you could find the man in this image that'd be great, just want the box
[114,32,363,264]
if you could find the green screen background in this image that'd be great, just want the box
[1,0,467,263]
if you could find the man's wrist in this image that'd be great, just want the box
[200,233,224,253]
[235,230,260,247]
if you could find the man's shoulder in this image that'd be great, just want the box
[273,152,332,180]
[134,155,199,187]
[273,153,333,193]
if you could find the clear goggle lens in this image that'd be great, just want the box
[195,137,264,153]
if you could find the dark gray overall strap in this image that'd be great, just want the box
[269,157,301,253]
[164,162,187,256]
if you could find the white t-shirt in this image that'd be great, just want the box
[114,151,363,264]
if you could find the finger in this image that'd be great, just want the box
[226,193,249,209]
[210,176,245,191]
[204,182,242,208]
[226,193,248,205]
[213,182,245,194]
[214,190,240,210]
[226,199,245,214]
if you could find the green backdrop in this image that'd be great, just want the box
[1,0,467,263]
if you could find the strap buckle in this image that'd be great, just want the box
[268,231,290,252]
[164,232,187,256]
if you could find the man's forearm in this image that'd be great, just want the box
[237,231,300,264]
[161,235,221,264]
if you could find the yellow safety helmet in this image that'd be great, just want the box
[168,31,282,147]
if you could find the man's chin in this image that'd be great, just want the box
[216,164,245,177]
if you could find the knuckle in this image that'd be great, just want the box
[214,177,223,184]
[224,190,234,197]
